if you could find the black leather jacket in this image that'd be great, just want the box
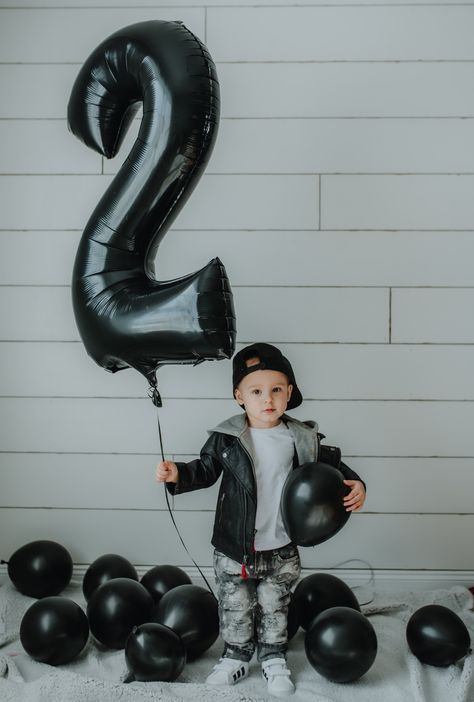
[167,413,365,566]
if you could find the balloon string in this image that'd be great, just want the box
[152,395,215,597]
[329,558,375,606]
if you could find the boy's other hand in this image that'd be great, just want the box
[343,480,366,512]
[156,460,178,483]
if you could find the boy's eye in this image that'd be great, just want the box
[272,387,282,393]
[251,389,261,395]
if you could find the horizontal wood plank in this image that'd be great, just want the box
[0,121,101,175]
[1,508,473,570]
[235,287,388,343]
[209,118,474,175]
[2,342,474,401]
[208,6,474,62]
[0,287,78,341]
[0,453,175,510]
[154,230,474,287]
[3,63,474,120]
[3,230,474,288]
[392,289,474,343]
[0,65,77,119]
[7,174,470,234]
[1,397,473,457]
[218,63,474,119]
[321,175,474,230]
[1,453,470,514]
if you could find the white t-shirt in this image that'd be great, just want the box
[246,421,295,551]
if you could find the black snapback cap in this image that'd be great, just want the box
[232,343,303,410]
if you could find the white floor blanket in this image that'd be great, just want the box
[0,580,473,702]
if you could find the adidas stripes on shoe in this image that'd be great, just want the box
[206,657,250,686]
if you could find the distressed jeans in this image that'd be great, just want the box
[213,543,301,662]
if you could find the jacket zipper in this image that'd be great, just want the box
[218,492,225,525]
[237,437,256,579]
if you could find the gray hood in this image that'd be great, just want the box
[209,413,319,465]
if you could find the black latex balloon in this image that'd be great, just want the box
[87,578,154,649]
[20,596,89,665]
[83,554,138,602]
[140,565,192,605]
[125,622,186,682]
[7,540,73,598]
[406,604,471,666]
[153,584,219,661]
[294,573,360,631]
[281,462,350,546]
[67,21,236,394]
[305,606,377,683]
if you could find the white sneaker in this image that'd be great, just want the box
[206,657,249,686]
[262,657,295,697]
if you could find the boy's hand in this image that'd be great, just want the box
[156,460,178,484]
[343,480,365,512]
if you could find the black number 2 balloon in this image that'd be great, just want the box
[67,21,236,405]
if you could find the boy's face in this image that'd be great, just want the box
[234,357,293,428]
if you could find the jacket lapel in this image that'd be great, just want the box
[284,415,319,465]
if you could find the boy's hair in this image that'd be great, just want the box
[232,343,303,410]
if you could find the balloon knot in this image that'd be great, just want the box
[148,385,162,407]
[0,560,8,565]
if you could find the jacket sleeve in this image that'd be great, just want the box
[319,441,366,493]
[166,432,224,496]
[339,460,366,493]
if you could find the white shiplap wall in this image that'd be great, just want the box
[1,0,474,588]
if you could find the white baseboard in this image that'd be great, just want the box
[1,564,473,594]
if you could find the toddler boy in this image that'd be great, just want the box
[156,343,366,697]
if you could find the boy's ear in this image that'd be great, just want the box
[234,388,244,406]
[287,384,293,400]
